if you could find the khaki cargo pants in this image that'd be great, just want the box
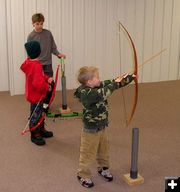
[77,129,110,178]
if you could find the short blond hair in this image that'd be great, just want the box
[32,13,45,24]
[77,66,99,85]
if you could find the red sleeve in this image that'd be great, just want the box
[32,64,49,93]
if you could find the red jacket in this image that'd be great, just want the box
[20,58,49,103]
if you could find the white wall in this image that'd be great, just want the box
[0,0,180,95]
[0,0,9,91]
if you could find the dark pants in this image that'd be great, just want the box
[42,64,54,109]
[29,101,44,134]
[42,64,53,77]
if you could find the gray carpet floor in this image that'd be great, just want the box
[0,80,180,192]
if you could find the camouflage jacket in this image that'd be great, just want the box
[74,75,134,132]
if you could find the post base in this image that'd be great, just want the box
[123,173,144,186]
[59,107,71,114]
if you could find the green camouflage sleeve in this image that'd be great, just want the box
[101,80,114,86]
[74,88,80,99]
[118,74,134,88]
[81,80,118,108]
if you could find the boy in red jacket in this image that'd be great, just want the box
[20,41,53,146]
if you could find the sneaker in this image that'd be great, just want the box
[31,133,46,146]
[77,176,94,188]
[98,167,113,182]
[40,128,53,138]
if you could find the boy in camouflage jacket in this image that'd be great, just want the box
[74,66,136,188]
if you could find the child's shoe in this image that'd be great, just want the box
[98,167,113,182]
[77,176,94,188]
[31,133,46,146]
[40,128,53,138]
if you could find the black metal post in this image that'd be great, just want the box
[61,75,67,110]
[130,128,139,179]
